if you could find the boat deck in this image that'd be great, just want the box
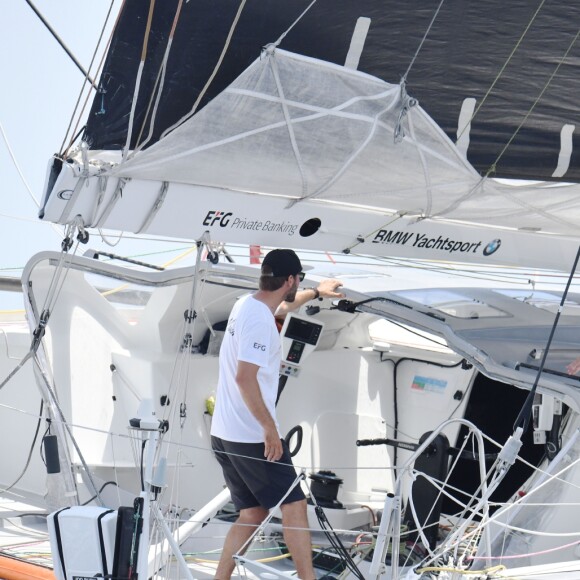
[0,493,53,577]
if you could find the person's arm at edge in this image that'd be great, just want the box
[276,278,345,317]
[236,360,283,461]
[567,356,580,376]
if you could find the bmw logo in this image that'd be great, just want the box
[483,239,501,256]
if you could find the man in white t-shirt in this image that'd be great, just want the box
[211,249,343,579]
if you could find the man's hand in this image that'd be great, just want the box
[237,361,281,459]
[264,425,283,461]
[316,278,345,300]
[277,277,346,316]
[567,356,580,376]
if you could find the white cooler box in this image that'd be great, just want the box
[48,506,117,580]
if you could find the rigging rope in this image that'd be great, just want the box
[268,53,309,198]
[37,223,82,317]
[0,230,103,506]
[159,0,248,140]
[401,0,446,84]
[236,472,307,556]
[97,228,125,247]
[456,0,547,143]
[0,400,42,495]
[0,121,38,208]
[60,0,118,156]
[123,0,156,158]
[412,0,580,229]
[486,25,580,177]
[272,0,318,49]
[18,390,577,560]
[132,0,185,155]
[0,118,65,238]
[404,433,478,565]
[24,0,97,88]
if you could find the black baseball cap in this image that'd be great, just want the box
[262,249,302,277]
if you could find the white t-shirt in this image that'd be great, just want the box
[211,294,282,442]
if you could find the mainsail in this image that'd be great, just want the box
[40,0,580,271]
[83,0,580,182]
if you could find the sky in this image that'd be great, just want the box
[0,1,204,310]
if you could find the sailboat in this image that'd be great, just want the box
[3,1,580,578]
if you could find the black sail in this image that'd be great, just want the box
[84,0,580,183]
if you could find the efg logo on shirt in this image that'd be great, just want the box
[253,342,266,351]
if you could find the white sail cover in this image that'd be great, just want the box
[116,49,480,215]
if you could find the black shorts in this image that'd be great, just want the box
[211,436,306,511]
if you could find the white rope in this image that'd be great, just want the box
[38,225,80,316]
[159,0,248,140]
[0,118,65,250]
[401,0,446,83]
[123,0,157,158]
[125,85,401,171]
[272,0,318,49]
[59,0,118,155]
[456,0,547,143]
[124,60,146,158]
[402,431,479,566]
[436,24,580,224]
[0,401,396,474]
[406,102,434,216]
[269,53,309,198]
[237,471,307,556]
[130,42,172,155]
[290,101,395,207]
[97,228,125,247]
[131,0,185,155]
[0,120,38,208]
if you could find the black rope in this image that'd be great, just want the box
[314,505,365,580]
[140,439,147,492]
[514,245,580,433]
[90,251,165,271]
[81,480,119,506]
[0,399,44,493]
[39,418,52,467]
[24,0,97,89]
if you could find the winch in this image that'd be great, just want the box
[309,470,344,509]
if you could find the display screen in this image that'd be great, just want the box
[287,340,305,363]
[284,317,323,346]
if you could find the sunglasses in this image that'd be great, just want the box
[295,272,305,282]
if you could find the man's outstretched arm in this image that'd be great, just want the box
[276,278,344,317]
